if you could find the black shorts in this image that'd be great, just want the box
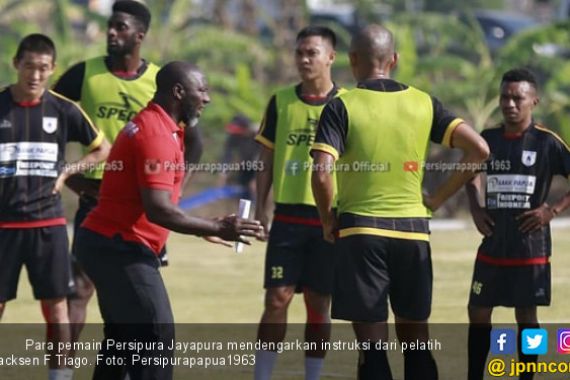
[264,221,334,295]
[468,260,551,307]
[0,225,71,302]
[331,235,432,322]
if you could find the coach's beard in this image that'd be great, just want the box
[188,117,199,128]
[181,111,199,128]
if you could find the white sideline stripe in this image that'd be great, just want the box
[430,220,468,231]
[431,217,570,231]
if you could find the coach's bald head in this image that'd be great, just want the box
[156,61,199,95]
[349,24,398,82]
[154,61,210,126]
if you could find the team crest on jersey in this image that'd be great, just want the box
[0,119,12,129]
[42,117,58,134]
[124,121,139,137]
[521,150,536,167]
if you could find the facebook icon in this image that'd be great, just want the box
[490,329,516,354]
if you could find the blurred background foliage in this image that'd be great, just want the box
[1,0,569,215]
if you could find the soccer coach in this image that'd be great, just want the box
[75,61,263,380]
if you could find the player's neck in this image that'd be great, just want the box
[9,84,44,104]
[300,78,334,97]
[358,66,391,82]
[504,119,532,134]
[108,52,142,74]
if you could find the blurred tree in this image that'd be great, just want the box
[213,0,233,30]
[164,24,274,160]
[240,0,258,35]
[143,0,197,62]
[389,12,500,132]
[1,0,568,212]
[271,0,308,82]
[379,0,505,12]
[0,0,103,86]
[0,0,50,85]
[497,20,570,141]
[386,11,501,217]
[53,0,72,43]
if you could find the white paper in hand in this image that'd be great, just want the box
[235,199,251,253]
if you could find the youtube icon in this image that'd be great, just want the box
[403,161,419,172]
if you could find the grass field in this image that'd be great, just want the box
[2,224,570,379]
[4,223,569,324]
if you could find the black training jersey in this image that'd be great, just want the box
[479,122,570,261]
[0,88,102,223]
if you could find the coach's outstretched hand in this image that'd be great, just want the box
[203,236,233,247]
[215,214,264,244]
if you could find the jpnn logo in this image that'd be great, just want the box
[522,328,548,355]
[490,329,516,355]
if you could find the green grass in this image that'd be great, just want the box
[2,225,570,379]
[5,225,569,324]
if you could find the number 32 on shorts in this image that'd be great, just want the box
[271,266,284,279]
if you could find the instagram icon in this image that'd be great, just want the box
[558,329,570,354]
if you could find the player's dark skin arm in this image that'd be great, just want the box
[55,139,111,194]
[141,187,263,243]
[517,190,570,233]
[183,126,203,186]
[254,146,274,241]
[311,151,337,243]
[424,123,490,211]
[465,173,495,236]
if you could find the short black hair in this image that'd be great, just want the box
[15,33,56,63]
[296,26,337,48]
[112,0,151,32]
[501,68,538,90]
